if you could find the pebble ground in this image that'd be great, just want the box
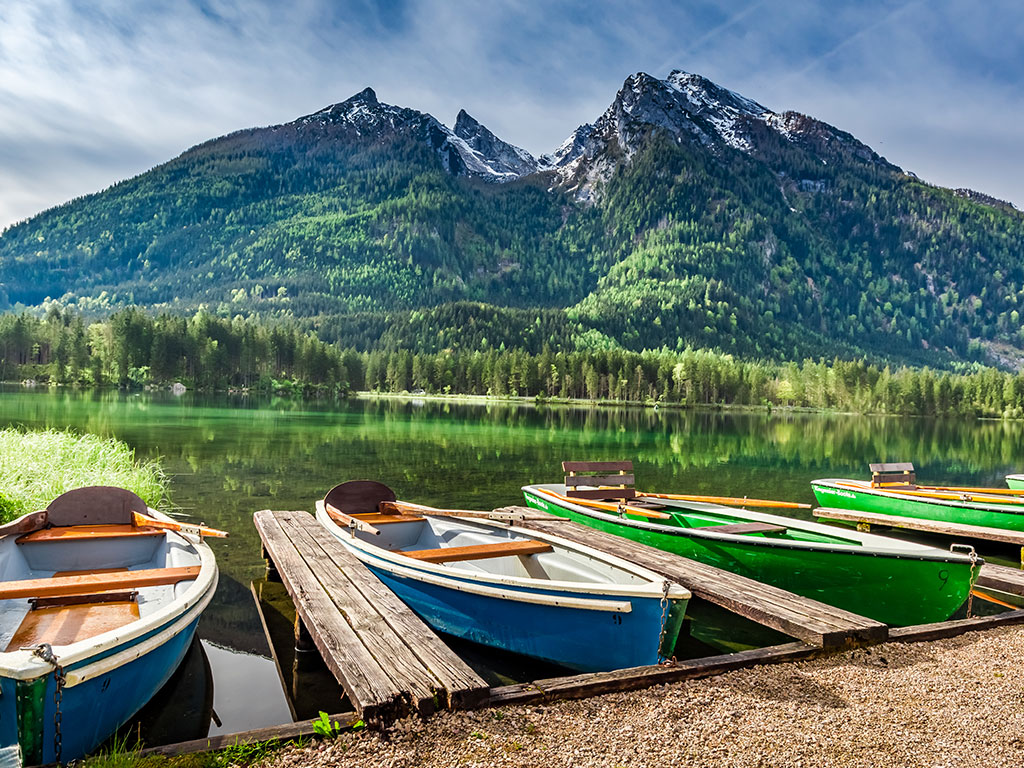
[270,626,1024,768]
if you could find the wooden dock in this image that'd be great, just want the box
[508,507,888,649]
[813,506,1024,553]
[976,563,1024,597]
[253,510,488,722]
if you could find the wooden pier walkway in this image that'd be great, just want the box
[976,563,1024,597]
[253,510,487,722]
[813,507,1024,554]
[507,507,888,649]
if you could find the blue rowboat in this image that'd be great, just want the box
[315,481,690,673]
[0,487,219,765]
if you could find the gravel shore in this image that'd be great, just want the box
[271,626,1024,768]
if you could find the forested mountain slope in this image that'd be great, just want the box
[2,71,1023,366]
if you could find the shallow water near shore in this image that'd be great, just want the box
[0,386,1020,745]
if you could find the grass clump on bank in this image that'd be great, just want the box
[0,428,166,522]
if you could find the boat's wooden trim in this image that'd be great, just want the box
[402,540,553,563]
[380,500,534,522]
[0,566,202,601]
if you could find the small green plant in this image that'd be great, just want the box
[312,711,343,738]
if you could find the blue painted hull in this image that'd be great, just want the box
[2,612,203,764]
[364,561,674,673]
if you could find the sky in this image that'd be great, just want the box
[1,0,1022,229]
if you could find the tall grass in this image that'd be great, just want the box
[0,428,167,522]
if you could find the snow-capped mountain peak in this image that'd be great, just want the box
[453,109,539,179]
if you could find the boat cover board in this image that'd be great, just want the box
[6,600,141,650]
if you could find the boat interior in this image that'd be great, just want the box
[323,481,654,586]
[0,487,201,653]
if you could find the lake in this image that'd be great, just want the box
[1,387,1021,743]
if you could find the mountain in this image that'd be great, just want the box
[2,71,1024,367]
[546,70,896,202]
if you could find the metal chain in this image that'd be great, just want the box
[656,580,672,664]
[29,643,64,765]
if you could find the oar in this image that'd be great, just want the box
[132,512,229,538]
[534,488,672,519]
[918,485,1024,496]
[317,500,380,535]
[971,589,1020,610]
[381,500,556,522]
[838,482,1024,505]
[636,492,811,510]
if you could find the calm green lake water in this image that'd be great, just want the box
[2,387,1022,739]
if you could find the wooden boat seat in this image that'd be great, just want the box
[0,566,201,601]
[699,522,788,535]
[16,524,166,544]
[402,540,553,564]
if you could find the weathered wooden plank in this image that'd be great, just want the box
[284,512,489,710]
[253,511,405,721]
[278,513,445,717]
[512,509,886,648]
[487,641,822,706]
[814,507,1024,546]
[402,540,552,563]
[869,462,915,473]
[136,711,360,758]
[562,460,633,473]
[976,563,1024,596]
[888,608,1024,643]
[564,473,635,488]
[565,488,637,501]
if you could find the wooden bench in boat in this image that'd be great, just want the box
[402,539,553,564]
[697,522,788,535]
[253,509,488,722]
[512,506,888,649]
[0,566,201,601]
[869,462,917,489]
[16,524,166,544]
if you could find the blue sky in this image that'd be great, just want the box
[0,0,1022,229]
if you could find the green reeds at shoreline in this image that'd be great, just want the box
[0,428,166,522]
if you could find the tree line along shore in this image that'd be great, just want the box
[2,307,1024,418]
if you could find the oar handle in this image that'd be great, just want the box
[133,512,229,538]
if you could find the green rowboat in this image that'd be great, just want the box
[522,483,979,627]
[812,478,1024,532]
[1006,474,1024,491]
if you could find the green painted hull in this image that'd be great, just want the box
[1006,475,1024,491]
[812,479,1024,532]
[523,486,977,627]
